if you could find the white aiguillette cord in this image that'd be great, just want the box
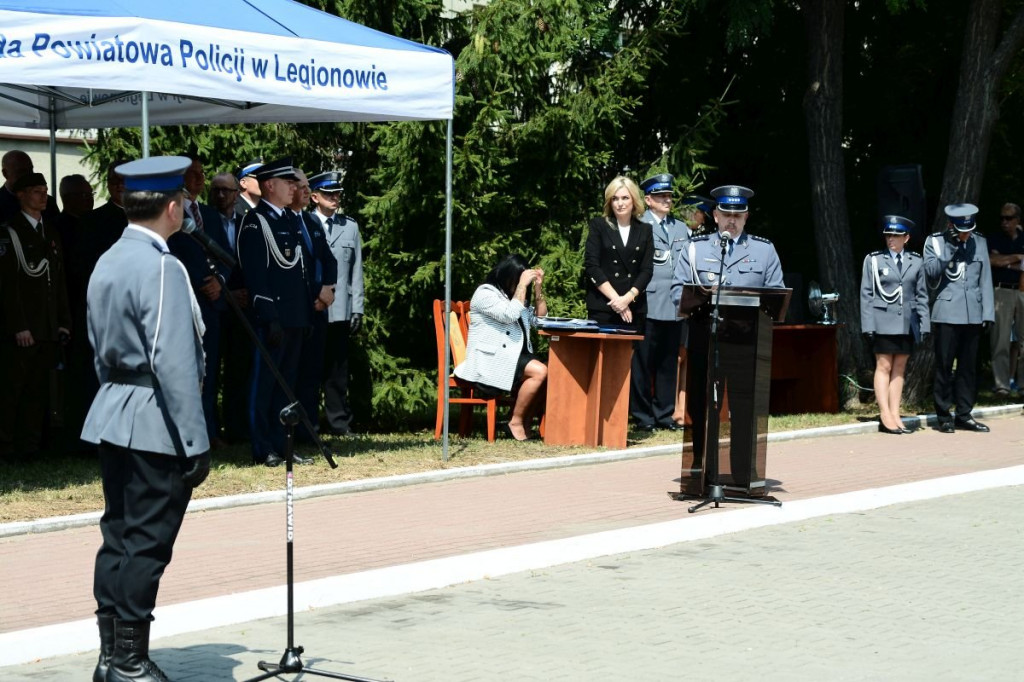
[5,225,50,283]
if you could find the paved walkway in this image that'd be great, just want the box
[2,408,1023,679]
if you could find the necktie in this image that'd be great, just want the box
[659,218,669,241]
[190,202,204,230]
[222,214,236,251]
[896,253,903,273]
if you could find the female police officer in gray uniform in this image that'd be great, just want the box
[860,215,930,435]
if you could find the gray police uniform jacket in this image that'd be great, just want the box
[923,232,995,325]
[671,231,785,309]
[641,209,689,321]
[453,284,537,392]
[318,212,364,323]
[82,226,209,457]
[859,250,930,336]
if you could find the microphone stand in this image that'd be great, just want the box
[687,233,781,513]
[190,236,385,681]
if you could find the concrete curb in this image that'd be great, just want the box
[2,403,1019,539]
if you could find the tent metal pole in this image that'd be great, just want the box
[141,92,150,158]
[442,118,454,462]
[48,97,57,192]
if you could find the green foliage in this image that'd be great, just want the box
[84,0,724,429]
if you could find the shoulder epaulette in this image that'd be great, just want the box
[870,249,886,256]
[692,234,711,242]
[750,234,772,244]
[929,231,945,238]
[907,250,922,258]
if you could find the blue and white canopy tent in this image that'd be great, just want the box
[0,0,464,459]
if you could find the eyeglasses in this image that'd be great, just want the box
[1001,215,1019,221]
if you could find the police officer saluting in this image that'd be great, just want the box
[630,173,688,432]
[236,157,313,466]
[82,157,210,682]
[860,215,930,434]
[924,203,995,433]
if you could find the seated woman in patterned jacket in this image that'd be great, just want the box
[454,253,548,441]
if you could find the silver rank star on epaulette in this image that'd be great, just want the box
[750,234,772,244]
[691,234,711,242]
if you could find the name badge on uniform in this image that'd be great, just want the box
[704,257,718,263]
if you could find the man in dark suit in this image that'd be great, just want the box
[0,150,59,224]
[167,155,228,446]
[0,173,71,459]
[79,161,129,273]
[291,169,337,440]
[56,174,97,456]
[209,171,252,444]
[237,157,314,466]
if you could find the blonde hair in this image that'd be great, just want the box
[602,176,644,221]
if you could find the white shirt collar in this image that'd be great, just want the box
[260,199,286,219]
[20,211,41,230]
[126,223,169,252]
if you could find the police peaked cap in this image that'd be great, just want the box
[116,157,190,193]
[252,157,299,182]
[944,203,979,232]
[640,173,674,195]
[881,215,915,235]
[309,171,345,193]
[710,185,754,213]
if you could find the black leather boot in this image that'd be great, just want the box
[106,619,170,682]
[93,614,115,682]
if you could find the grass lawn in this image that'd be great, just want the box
[1,391,1016,524]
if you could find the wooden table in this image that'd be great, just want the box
[540,330,643,449]
[770,324,840,414]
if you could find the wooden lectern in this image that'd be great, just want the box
[678,285,791,498]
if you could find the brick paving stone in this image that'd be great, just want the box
[7,486,1023,680]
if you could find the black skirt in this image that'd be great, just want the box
[873,333,914,355]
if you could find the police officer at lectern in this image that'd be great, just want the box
[670,185,785,492]
[82,156,211,682]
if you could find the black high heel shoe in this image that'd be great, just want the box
[503,423,529,442]
[878,423,904,435]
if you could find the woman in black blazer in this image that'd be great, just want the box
[584,175,655,328]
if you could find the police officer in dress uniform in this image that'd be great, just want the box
[924,203,995,433]
[236,157,314,466]
[310,170,365,436]
[82,157,211,682]
[235,160,263,217]
[670,185,785,490]
[860,215,930,435]
[0,172,71,458]
[630,173,689,432]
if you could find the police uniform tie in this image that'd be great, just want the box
[896,253,902,273]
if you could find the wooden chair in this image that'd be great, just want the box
[433,299,507,441]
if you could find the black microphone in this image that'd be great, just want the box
[718,230,732,255]
[181,216,237,269]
